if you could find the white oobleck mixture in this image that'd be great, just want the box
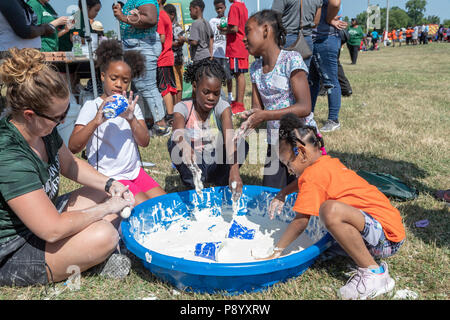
[136,203,314,263]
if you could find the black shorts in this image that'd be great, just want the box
[157,66,177,97]
[0,193,70,287]
[0,232,48,287]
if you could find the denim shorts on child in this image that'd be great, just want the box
[0,193,71,287]
[329,210,404,259]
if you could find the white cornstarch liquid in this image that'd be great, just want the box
[136,205,314,263]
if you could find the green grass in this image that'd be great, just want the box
[1,43,449,300]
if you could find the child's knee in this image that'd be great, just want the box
[319,200,342,226]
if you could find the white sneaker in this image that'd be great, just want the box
[339,262,395,300]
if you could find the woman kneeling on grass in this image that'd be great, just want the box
[263,113,406,300]
[0,48,134,287]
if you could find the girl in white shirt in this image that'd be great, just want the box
[69,40,166,205]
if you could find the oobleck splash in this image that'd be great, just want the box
[129,190,324,263]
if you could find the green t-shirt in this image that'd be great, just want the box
[0,117,63,245]
[348,25,364,46]
[27,0,59,52]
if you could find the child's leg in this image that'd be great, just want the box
[319,200,378,269]
[121,168,166,204]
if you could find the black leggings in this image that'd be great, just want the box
[347,43,360,64]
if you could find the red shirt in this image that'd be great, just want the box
[226,2,248,59]
[157,10,174,67]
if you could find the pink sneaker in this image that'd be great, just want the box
[339,262,395,300]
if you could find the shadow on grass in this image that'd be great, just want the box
[397,203,449,248]
[328,150,436,195]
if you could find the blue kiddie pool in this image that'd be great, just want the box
[121,185,333,294]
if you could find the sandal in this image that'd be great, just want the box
[434,189,450,203]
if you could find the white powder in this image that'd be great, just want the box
[137,204,314,263]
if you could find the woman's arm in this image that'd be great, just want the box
[326,0,341,24]
[313,7,322,27]
[7,188,130,243]
[0,1,54,38]
[113,3,158,29]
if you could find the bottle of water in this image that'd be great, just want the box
[72,32,83,56]
[220,17,227,28]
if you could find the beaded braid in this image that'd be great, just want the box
[183,58,227,86]
[279,114,325,154]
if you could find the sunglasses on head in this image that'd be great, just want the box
[29,103,70,125]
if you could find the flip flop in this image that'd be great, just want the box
[434,189,450,203]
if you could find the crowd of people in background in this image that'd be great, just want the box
[0,0,448,300]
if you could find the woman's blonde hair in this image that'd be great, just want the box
[0,48,69,116]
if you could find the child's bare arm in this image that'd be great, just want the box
[271,213,310,258]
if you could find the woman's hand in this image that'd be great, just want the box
[112,4,126,22]
[330,15,348,30]
[120,91,139,122]
[108,181,135,204]
[51,16,69,27]
[102,196,134,216]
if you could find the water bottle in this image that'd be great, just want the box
[219,17,227,28]
[72,32,83,56]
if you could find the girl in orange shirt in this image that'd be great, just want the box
[261,113,406,300]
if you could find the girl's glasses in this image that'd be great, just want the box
[29,103,70,125]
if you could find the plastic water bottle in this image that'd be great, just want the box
[72,32,83,56]
[219,17,227,28]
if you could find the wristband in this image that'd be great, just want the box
[47,23,56,32]
[105,178,116,193]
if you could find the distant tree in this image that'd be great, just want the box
[425,15,440,25]
[443,19,450,27]
[405,0,427,25]
[105,30,117,39]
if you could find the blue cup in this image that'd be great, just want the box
[227,220,255,240]
[194,241,222,261]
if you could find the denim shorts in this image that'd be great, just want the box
[0,193,71,287]
[329,210,404,259]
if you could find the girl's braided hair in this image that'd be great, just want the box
[249,9,287,49]
[279,113,324,151]
[183,58,226,86]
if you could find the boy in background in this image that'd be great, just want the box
[165,3,186,105]
[210,0,234,103]
[188,0,214,62]
[157,0,177,125]
[219,0,248,114]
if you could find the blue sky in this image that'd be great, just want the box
[51,0,450,33]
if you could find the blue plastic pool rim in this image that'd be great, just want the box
[121,185,333,277]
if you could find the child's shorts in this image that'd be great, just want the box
[157,66,177,96]
[329,210,404,259]
[173,64,184,92]
[118,168,160,196]
[229,57,248,74]
[215,57,233,80]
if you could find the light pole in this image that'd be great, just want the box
[386,0,390,32]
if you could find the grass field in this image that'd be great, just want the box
[1,43,449,300]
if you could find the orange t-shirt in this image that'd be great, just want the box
[292,155,406,243]
[398,31,403,39]
[406,29,413,38]
[392,31,398,40]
